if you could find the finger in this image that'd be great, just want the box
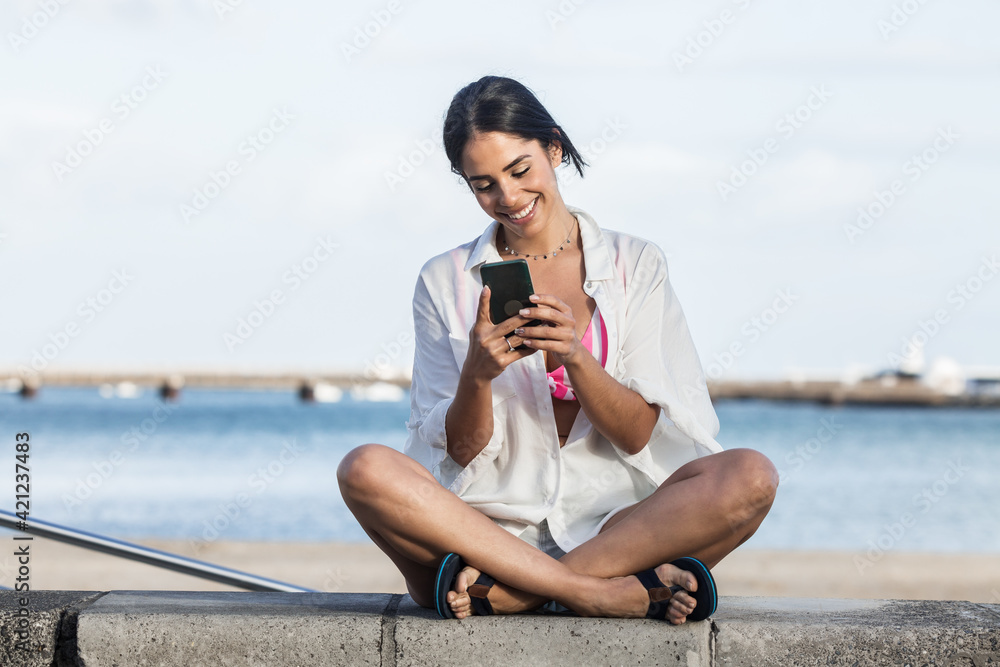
[510,344,538,360]
[494,313,540,337]
[518,305,573,327]
[528,293,571,313]
[513,324,573,341]
[514,335,567,356]
[477,285,493,324]
[498,336,538,360]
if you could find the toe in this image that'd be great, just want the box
[654,563,697,594]
[451,600,473,618]
[672,591,697,614]
[454,566,481,595]
[670,594,695,621]
[451,565,487,615]
[665,592,696,624]
[448,591,469,606]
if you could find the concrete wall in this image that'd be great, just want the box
[2,592,997,666]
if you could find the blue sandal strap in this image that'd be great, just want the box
[670,557,718,622]
[434,553,463,619]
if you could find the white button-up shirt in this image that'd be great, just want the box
[403,206,724,552]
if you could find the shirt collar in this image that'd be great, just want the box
[464,219,504,272]
[463,205,614,282]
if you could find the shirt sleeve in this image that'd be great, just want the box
[402,271,456,475]
[616,243,723,466]
[401,268,507,493]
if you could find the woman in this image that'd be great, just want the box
[337,76,778,624]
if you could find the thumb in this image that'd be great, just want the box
[478,285,493,324]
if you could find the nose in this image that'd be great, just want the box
[496,179,519,208]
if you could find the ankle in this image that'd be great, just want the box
[490,582,549,614]
[560,573,612,617]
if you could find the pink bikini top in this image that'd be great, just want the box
[547,306,609,401]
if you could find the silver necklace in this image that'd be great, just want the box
[502,218,576,260]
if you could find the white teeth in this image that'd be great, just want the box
[508,198,536,220]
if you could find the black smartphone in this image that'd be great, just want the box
[479,259,543,330]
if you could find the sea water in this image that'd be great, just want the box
[1,388,997,553]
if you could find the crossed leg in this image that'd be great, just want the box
[336,444,777,623]
[446,447,778,620]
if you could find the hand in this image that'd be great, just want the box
[511,293,584,369]
[462,286,538,385]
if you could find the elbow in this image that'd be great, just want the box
[615,432,652,456]
[616,402,660,455]
[447,445,474,469]
[445,424,494,469]
[614,426,656,457]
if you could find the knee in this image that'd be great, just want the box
[336,443,395,497]
[734,448,779,509]
[719,449,778,525]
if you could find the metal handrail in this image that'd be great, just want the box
[0,509,315,592]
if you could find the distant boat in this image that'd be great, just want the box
[98,382,142,399]
[312,382,343,403]
[350,382,405,402]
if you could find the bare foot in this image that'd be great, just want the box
[447,562,701,624]
[446,565,557,617]
[446,564,484,619]
[581,563,700,625]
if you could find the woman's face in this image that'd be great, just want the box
[460,131,567,241]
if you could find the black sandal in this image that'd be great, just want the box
[634,556,717,622]
[434,553,496,619]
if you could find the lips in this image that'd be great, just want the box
[503,197,538,223]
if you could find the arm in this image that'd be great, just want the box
[444,368,494,468]
[446,285,538,467]
[561,342,660,455]
[402,272,463,474]
[514,294,659,455]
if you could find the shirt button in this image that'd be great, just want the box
[551,451,559,460]
[585,282,592,289]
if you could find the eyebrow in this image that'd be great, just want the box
[466,154,531,182]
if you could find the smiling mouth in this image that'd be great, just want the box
[504,197,537,221]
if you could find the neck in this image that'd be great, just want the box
[500,207,578,257]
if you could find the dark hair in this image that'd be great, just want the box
[443,76,587,180]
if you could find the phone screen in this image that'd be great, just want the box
[479,259,543,328]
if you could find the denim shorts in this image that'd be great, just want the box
[516,519,567,559]
[517,519,572,614]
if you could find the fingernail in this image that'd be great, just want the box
[514,328,524,335]
[519,309,529,316]
[529,294,539,302]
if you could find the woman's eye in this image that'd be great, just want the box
[475,183,493,193]
[513,168,530,178]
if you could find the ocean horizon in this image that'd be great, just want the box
[2,387,998,555]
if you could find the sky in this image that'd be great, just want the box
[2,0,999,381]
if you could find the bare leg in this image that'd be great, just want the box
[447,448,778,621]
[336,444,669,618]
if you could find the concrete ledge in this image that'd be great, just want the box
[76,591,391,667]
[714,597,1000,666]
[0,590,104,667]
[2,592,998,666]
[391,596,710,666]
